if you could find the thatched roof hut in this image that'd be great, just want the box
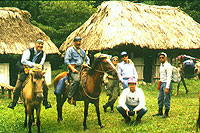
[0,7,60,55]
[60,1,200,52]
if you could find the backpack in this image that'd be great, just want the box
[171,66,181,83]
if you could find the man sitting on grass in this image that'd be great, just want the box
[116,77,147,124]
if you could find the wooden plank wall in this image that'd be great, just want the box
[132,58,144,81]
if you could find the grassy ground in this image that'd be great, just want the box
[0,69,200,132]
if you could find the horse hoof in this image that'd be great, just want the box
[32,122,36,126]
[100,125,104,129]
[57,118,63,122]
[84,128,88,131]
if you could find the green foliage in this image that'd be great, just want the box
[0,69,199,132]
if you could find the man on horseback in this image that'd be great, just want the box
[64,37,90,105]
[8,39,52,109]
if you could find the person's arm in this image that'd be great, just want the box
[117,64,123,82]
[118,89,129,111]
[132,63,138,80]
[21,49,35,67]
[166,64,172,89]
[39,52,46,65]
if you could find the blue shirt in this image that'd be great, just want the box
[117,61,138,82]
[64,46,90,66]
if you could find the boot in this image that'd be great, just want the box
[136,118,142,124]
[110,105,114,113]
[103,104,108,113]
[8,93,19,110]
[68,97,76,106]
[152,108,163,116]
[162,109,169,118]
[43,90,52,109]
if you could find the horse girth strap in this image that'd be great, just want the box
[80,67,100,100]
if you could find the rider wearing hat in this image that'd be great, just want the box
[116,77,147,124]
[64,37,90,105]
[8,39,52,109]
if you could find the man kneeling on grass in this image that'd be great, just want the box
[116,77,147,124]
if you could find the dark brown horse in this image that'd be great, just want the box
[23,69,45,133]
[54,55,117,131]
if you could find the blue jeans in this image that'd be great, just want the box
[158,82,172,110]
[116,104,147,120]
[122,78,129,89]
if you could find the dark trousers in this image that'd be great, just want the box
[12,72,49,105]
[116,104,147,120]
[105,79,120,107]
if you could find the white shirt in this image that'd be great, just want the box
[117,61,138,82]
[118,87,145,111]
[21,47,46,68]
[160,61,172,88]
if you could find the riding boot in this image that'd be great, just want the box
[152,108,163,116]
[103,103,109,113]
[8,93,19,110]
[162,109,169,118]
[110,105,114,113]
[43,86,52,109]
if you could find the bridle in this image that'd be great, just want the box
[82,61,116,100]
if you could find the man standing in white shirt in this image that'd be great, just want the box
[116,77,147,124]
[153,52,172,118]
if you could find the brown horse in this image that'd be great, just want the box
[23,69,45,133]
[54,55,117,131]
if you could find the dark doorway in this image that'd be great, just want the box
[144,55,153,83]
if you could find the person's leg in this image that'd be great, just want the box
[43,80,52,109]
[116,105,131,123]
[163,83,172,118]
[8,74,23,109]
[136,107,148,122]
[153,82,165,116]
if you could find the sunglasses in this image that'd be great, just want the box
[121,55,127,58]
[160,57,165,59]
[113,60,118,61]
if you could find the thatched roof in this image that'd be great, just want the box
[60,1,200,52]
[0,7,60,55]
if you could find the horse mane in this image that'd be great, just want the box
[33,71,43,79]
[87,59,101,76]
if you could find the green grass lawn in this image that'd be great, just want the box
[0,70,200,132]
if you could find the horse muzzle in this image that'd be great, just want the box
[36,93,44,101]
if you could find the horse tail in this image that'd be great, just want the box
[53,72,68,89]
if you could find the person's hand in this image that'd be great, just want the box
[81,63,88,67]
[126,109,129,116]
[165,88,169,94]
[35,64,42,69]
[157,81,161,90]
[72,68,78,73]
[127,59,133,64]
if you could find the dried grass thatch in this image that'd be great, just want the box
[0,7,60,55]
[60,1,200,52]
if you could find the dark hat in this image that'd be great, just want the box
[120,51,128,56]
[158,52,167,57]
[73,37,82,42]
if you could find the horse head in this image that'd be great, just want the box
[91,53,118,77]
[29,69,45,101]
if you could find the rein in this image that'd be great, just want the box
[82,62,115,100]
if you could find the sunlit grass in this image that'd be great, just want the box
[0,70,199,132]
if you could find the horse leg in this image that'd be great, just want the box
[36,105,41,133]
[94,100,104,129]
[32,109,36,126]
[181,78,188,94]
[175,80,181,96]
[56,94,66,122]
[27,106,33,133]
[83,100,89,131]
[24,105,27,128]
